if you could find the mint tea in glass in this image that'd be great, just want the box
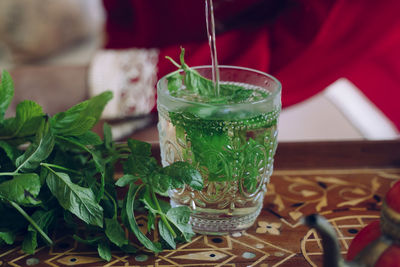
[157,65,281,235]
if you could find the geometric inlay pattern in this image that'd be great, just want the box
[1,168,399,266]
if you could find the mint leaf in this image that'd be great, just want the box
[123,154,158,179]
[0,140,21,162]
[0,173,41,205]
[163,161,203,190]
[127,139,152,157]
[166,71,183,93]
[85,91,113,124]
[46,170,103,227]
[172,48,215,97]
[147,211,155,232]
[0,100,44,139]
[51,91,112,136]
[15,117,54,173]
[166,206,194,242]
[219,83,253,102]
[72,131,103,146]
[159,220,176,249]
[184,70,215,97]
[103,123,113,150]
[166,48,270,104]
[73,234,103,245]
[125,184,161,253]
[115,174,138,187]
[140,187,158,214]
[54,134,108,203]
[123,139,159,180]
[105,218,128,247]
[22,209,55,254]
[53,112,95,136]
[0,70,14,122]
[97,240,112,261]
[28,210,55,234]
[150,173,172,195]
[22,231,37,254]
[0,231,15,245]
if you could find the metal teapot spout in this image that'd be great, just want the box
[303,214,360,267]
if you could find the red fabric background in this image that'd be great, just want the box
[102,0,400,130]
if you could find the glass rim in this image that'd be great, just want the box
[157,65,282,108]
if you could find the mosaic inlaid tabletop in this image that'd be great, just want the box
[1,167,399,267]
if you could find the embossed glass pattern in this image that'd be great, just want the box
[157,66,281,234]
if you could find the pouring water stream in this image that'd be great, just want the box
[205,0,220,96]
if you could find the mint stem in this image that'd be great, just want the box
[40,163,81,175]
[9,201,53,245]
[126,183,162,253]
[0,172,18,176]
[104,189,118,220]
[151,189,177,238]
[97,173,105,203]
[165,56,181,68]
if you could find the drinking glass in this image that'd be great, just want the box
[157,66,281,234]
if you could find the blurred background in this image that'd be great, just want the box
[0,0,399,142]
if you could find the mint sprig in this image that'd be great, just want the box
[0,70,203,260]
[165,48,268,103]
[120,139,201,250]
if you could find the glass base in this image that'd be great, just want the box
[189,205,262,235]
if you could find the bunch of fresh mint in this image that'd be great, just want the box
[0,70,203,261]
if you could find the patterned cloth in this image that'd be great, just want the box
[89,49,158,119]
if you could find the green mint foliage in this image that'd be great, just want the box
[0,231,15,245]
[122,140,203,252]
[166,72,182,94]
[0,173,41,205]
[103,122,113,149]
[45,170,104,227]
[22,230,37,255]
[115,174,138,187]
[15,116,55,173]
[127,138,152,157]
[73,234,103,246]
[166,206,194,242]
[159,220,176,249]
[105,217,129,247]
[163,162,203,190]
[28,210,55,236]
[165,48,268,104]
[0,70,202,260]
[0,100,45,140]
[125,183,162,253]
[50,91,112,136]
[71,131,103,146]
[0,71,14,122]
[23,210,55,253]
[0,140,21,162]
[97,239,112,262]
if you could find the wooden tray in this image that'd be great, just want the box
[1,140,399,267]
